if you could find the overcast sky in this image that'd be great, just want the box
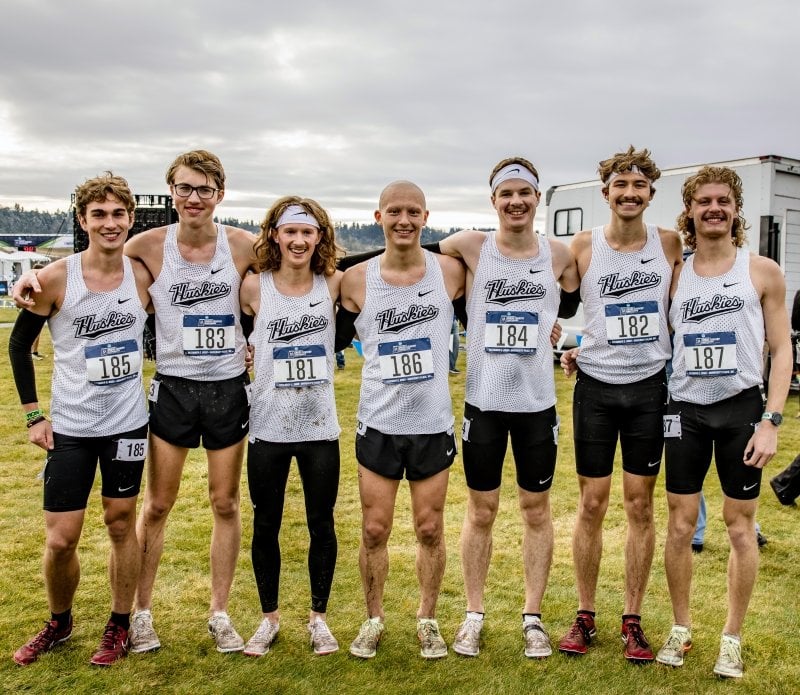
[1,1,798,231]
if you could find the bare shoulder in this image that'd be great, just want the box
[750,252,785,291]
[437,251,466,276]
[441,229,486,257]
[570,229,593,257]
[658,227,684,261]
[125,226,167,259]
[225,226,258,260]
[549,237,572,260]
[325,269,343,302]
[130,257,154,286]
[37,257,68,288]
[30,257,68,313]
[341,261,368,289]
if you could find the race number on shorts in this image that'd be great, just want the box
[85,340,141,385]
[116,438,148,461]
[663,414,681,438]
[683,332,737,376]
[378,338,434,384]
[484,311,537,354]
[272,344,329,388]
[183,315,235,355]
[605,301,659,345]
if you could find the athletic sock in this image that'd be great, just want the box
[51,609,72,629]
[110,612,130,630]
[522,613,542,624]
[466,611,484,623]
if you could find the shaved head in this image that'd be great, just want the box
[378,180,427,210]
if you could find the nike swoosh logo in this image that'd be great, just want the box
[118,485,135,493]
[118,298,132,304]
[241,421,249,429]
[529,269,544,274]
[539,475,553,485]
[210,267,224,275]
[743,482,758,491]
[723,282,739,288]
[418,290,434,297]
[446,448,454,456]
[648,461,660,468]
[309,300,324,307]
[640,258,656,264]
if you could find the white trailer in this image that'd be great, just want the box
[545,154,800,346]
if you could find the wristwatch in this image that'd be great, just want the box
[761,411,783,427]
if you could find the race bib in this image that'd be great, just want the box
[683,332,737,376]
[484,311,538,354]
[85,340,141,385]
[182,314,236,355]
[115,438,148,461]
[663,414,682,438]
[605,301,659,345]
[378,338,434,384]
[272,345,329,388]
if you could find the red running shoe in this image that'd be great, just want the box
[557,613,596,655]
[621,617,654,663]
[90,621,129,666]
[14,618,73,665]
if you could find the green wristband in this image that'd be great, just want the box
[25,408,44,423]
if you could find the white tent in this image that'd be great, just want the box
[0,250,51,285]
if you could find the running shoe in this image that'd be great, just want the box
[417,618,447,659]
[243,618,279,657]
[90,621,129,666]
[308,617,339,655]
[349,618,384,659]
[13,618,73,665]
[713,634,744,679]
[129,610,161,653]
[656,624,692,667]
[621,617,654,663]
[208,612,244,653]
[557,613,596,656]
[452,616,483,657]
[523,616,552,658]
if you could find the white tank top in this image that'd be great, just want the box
[48,254,148,436]
[577,224,672,384]
[669,247,765,405]
[466,232,559,412]
[354,251,454,435]
[150,224,246,380]
[249,272,340,442]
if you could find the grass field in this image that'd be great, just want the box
[1,328,799,694]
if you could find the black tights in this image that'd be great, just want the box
[247,439,340,614]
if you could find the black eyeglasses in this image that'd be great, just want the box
[172,183,219,199]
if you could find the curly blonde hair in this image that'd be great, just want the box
[74,172,135,219]
[677,166,748,250]
[254,196,342,275]
[598,146,661,193]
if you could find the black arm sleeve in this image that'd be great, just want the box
[336,248,385,271]
[8,309,48,404]
[335,306,359,352]
[452,294,468,329]
[421,242,442,254]
[558,287,582,319]
[240,311,254,341]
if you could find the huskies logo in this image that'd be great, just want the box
[267,315,329,343]
[484,278,546,305]
[598,271,660,298]
[73,311,137,339]
[376,305,439,334]
[169,281,231,307]
[680,294,744,324]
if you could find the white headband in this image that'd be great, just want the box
[605,165,652,186]
[490,164,539,193]
[275,204,319,229]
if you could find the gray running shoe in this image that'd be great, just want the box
[129,610,161,654]
[349,618,384,659]
[713,634,744,678]
[243,618,279,657]
[418,618,448,659]
[656,625,692,667]
[523,617,552,658]
[452,616,483,657]
[208,612,245,653]
[308,618,339,655]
